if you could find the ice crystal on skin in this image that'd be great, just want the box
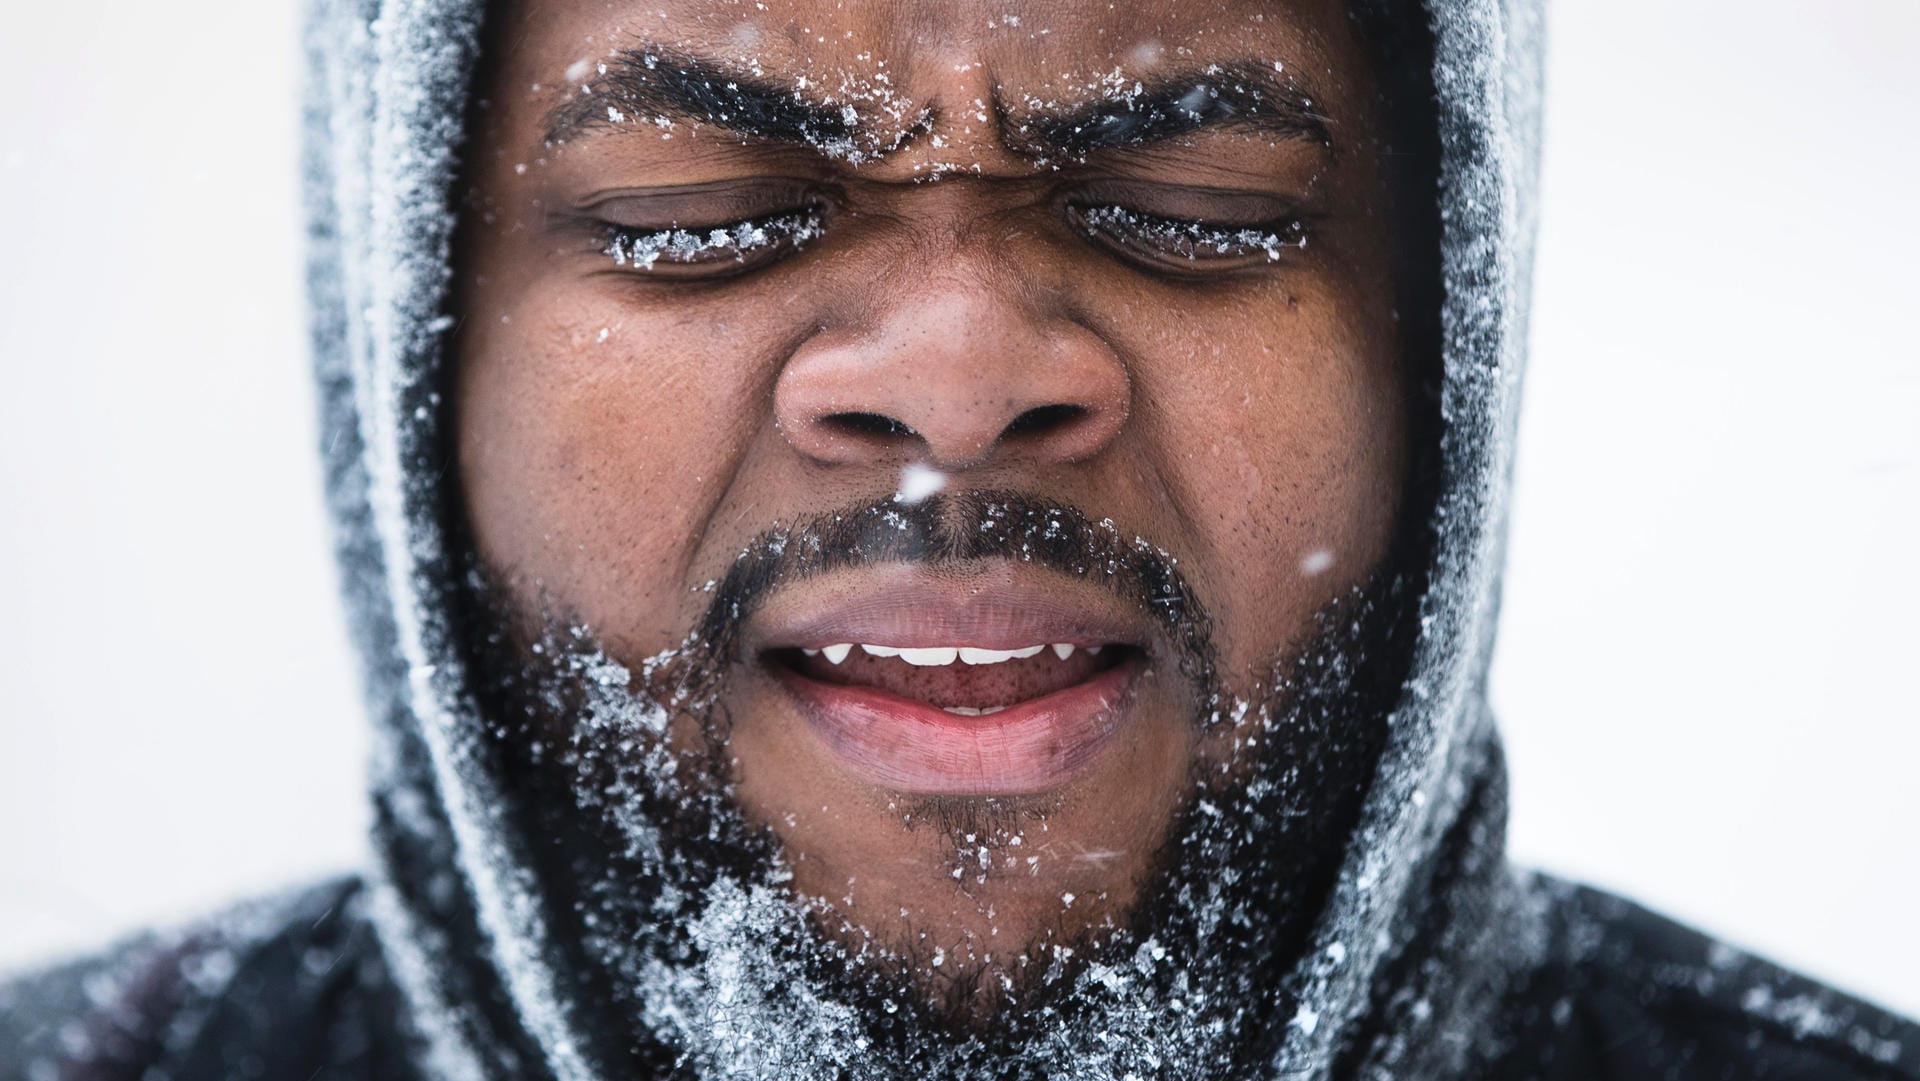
[1301,549,1336,577]
[603,208,825,271]
[784,61,929,166]
[1078,205,1307,262]
[893,463,947,505]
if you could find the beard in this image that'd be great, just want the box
[452,490,1418,1080]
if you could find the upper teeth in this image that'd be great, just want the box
[806,642,1089,666]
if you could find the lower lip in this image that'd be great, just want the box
[772,656,1143,795]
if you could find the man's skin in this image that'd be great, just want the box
[454,0,1405,1013]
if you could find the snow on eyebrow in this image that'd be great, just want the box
[542,43,1329,174]
[986,55,1334,169]
[542,44,927,164]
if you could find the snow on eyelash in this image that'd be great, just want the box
[1078,204,1308,261]
[603,207,827,270]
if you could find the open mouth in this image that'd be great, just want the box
[750,573,1153,795]
[777,639,1131,714]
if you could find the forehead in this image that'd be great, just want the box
[495,0,1366,105]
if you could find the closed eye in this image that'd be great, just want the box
[600,205,827,279]
[1069,203,1310,273]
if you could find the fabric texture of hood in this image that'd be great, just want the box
[302,0,1548,1077]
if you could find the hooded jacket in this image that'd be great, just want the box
[3,1,1916,1079]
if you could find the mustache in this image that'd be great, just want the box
[677,489,1222,711]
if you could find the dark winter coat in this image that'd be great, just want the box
[3,876,1915,1079]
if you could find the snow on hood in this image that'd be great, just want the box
[302,0,1547,1077]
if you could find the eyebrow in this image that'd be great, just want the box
[544,48,873,149]
[543,47,1333,160]
[1001,64,1334,159]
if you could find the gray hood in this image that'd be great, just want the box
[302,0,1548,1077]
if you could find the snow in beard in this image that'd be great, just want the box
[483,499,1412,1081]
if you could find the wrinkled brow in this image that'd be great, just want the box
[543,47,1333,160]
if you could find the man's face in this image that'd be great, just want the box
[456,0,1403,1026]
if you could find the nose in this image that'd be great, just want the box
[773,274,1130,470]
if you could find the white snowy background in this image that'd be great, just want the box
[2,0,1914,1017]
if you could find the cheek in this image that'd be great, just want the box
[455,284,775,651]
[1134,296,1404,685]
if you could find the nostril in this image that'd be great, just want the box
[1004,403,1087,436]
[823,412,918,438]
